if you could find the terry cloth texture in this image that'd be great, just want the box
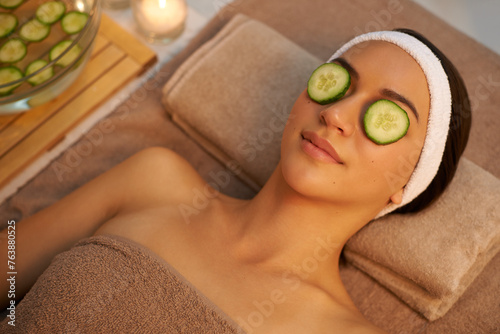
[329,31,452,218]
[161,14,500,321]
[162,14,322,189]
[0,235,244,334]
[344,158,500,320]
[1,0,500,333]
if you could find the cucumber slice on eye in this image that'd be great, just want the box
[19,19,51,42]
[0,38,27,63]
[49,40,82,67]
[307,63,351,105]
[0,13,18,38]
[61,11,89,35]
[25,59,54,86]
[36,1,66,25]
[0,0,24,9]
[0,66,23,96]
[364,99,410,145]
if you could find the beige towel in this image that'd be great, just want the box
[0,235,243,333]
[161,14,500,321]
[344,158,500,320]
[162,14,321,189]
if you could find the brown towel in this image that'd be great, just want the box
[344,158,500,320]
[162,14,321,189]
[0,235,244,333]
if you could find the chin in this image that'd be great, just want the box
[279,155,330,200]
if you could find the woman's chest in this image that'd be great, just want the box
[94,208,286,324]
[93,208,357,333]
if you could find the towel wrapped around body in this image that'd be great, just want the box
[0,235,243,333]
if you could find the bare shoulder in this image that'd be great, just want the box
[110,146,208,212]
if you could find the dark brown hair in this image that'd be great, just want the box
[393,28,472,214]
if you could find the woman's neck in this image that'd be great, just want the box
[217,163,377,305]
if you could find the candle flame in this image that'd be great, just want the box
[159,0,166,9]
[76,0,85,11]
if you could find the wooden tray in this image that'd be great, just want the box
[0,14,157,188]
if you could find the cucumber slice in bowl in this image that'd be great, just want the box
[0,13,18,38]
[49,40,82,67]
[0,38,27,63]
[25,59,54,86]
[0,66,23,96]
[364,99,410,145]
[19,19,51,42]
[36,1,66,25]
[61,11,89,35]
[307,63,351,105]
[0,0,24,9]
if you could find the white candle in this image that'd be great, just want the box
[134,0,187,35]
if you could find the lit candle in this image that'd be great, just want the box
[132,0,187,43]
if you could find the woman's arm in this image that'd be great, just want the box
[0,147,190,309]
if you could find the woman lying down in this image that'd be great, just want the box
[0,29,470,333]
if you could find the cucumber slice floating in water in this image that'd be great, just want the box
[19,19,51,42]
[0,0,24,9]
[49,40,82,67]
[0,13,18,38]
[36,1,66,25]
[61,11,89,35]
[364,99,410,145]
[25,59,54,86]
[0,38,27,63]
[0,66,23,96]
[307,63,351,105]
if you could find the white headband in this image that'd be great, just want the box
[328,31,452,218]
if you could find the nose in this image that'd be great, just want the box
[319,102,356,137]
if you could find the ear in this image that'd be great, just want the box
[390,188,404,205]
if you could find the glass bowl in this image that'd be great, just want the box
[0,0,101,114]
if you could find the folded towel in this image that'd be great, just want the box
[162,14,321,189]
[344,158,500,320]
[0,235,243,333]
[161,14,500,321]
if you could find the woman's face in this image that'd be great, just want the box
[280,40,430,214]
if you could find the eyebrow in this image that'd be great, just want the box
[333,57,419,122]
[380,88,419,122]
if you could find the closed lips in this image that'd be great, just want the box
[301,130,344,164]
